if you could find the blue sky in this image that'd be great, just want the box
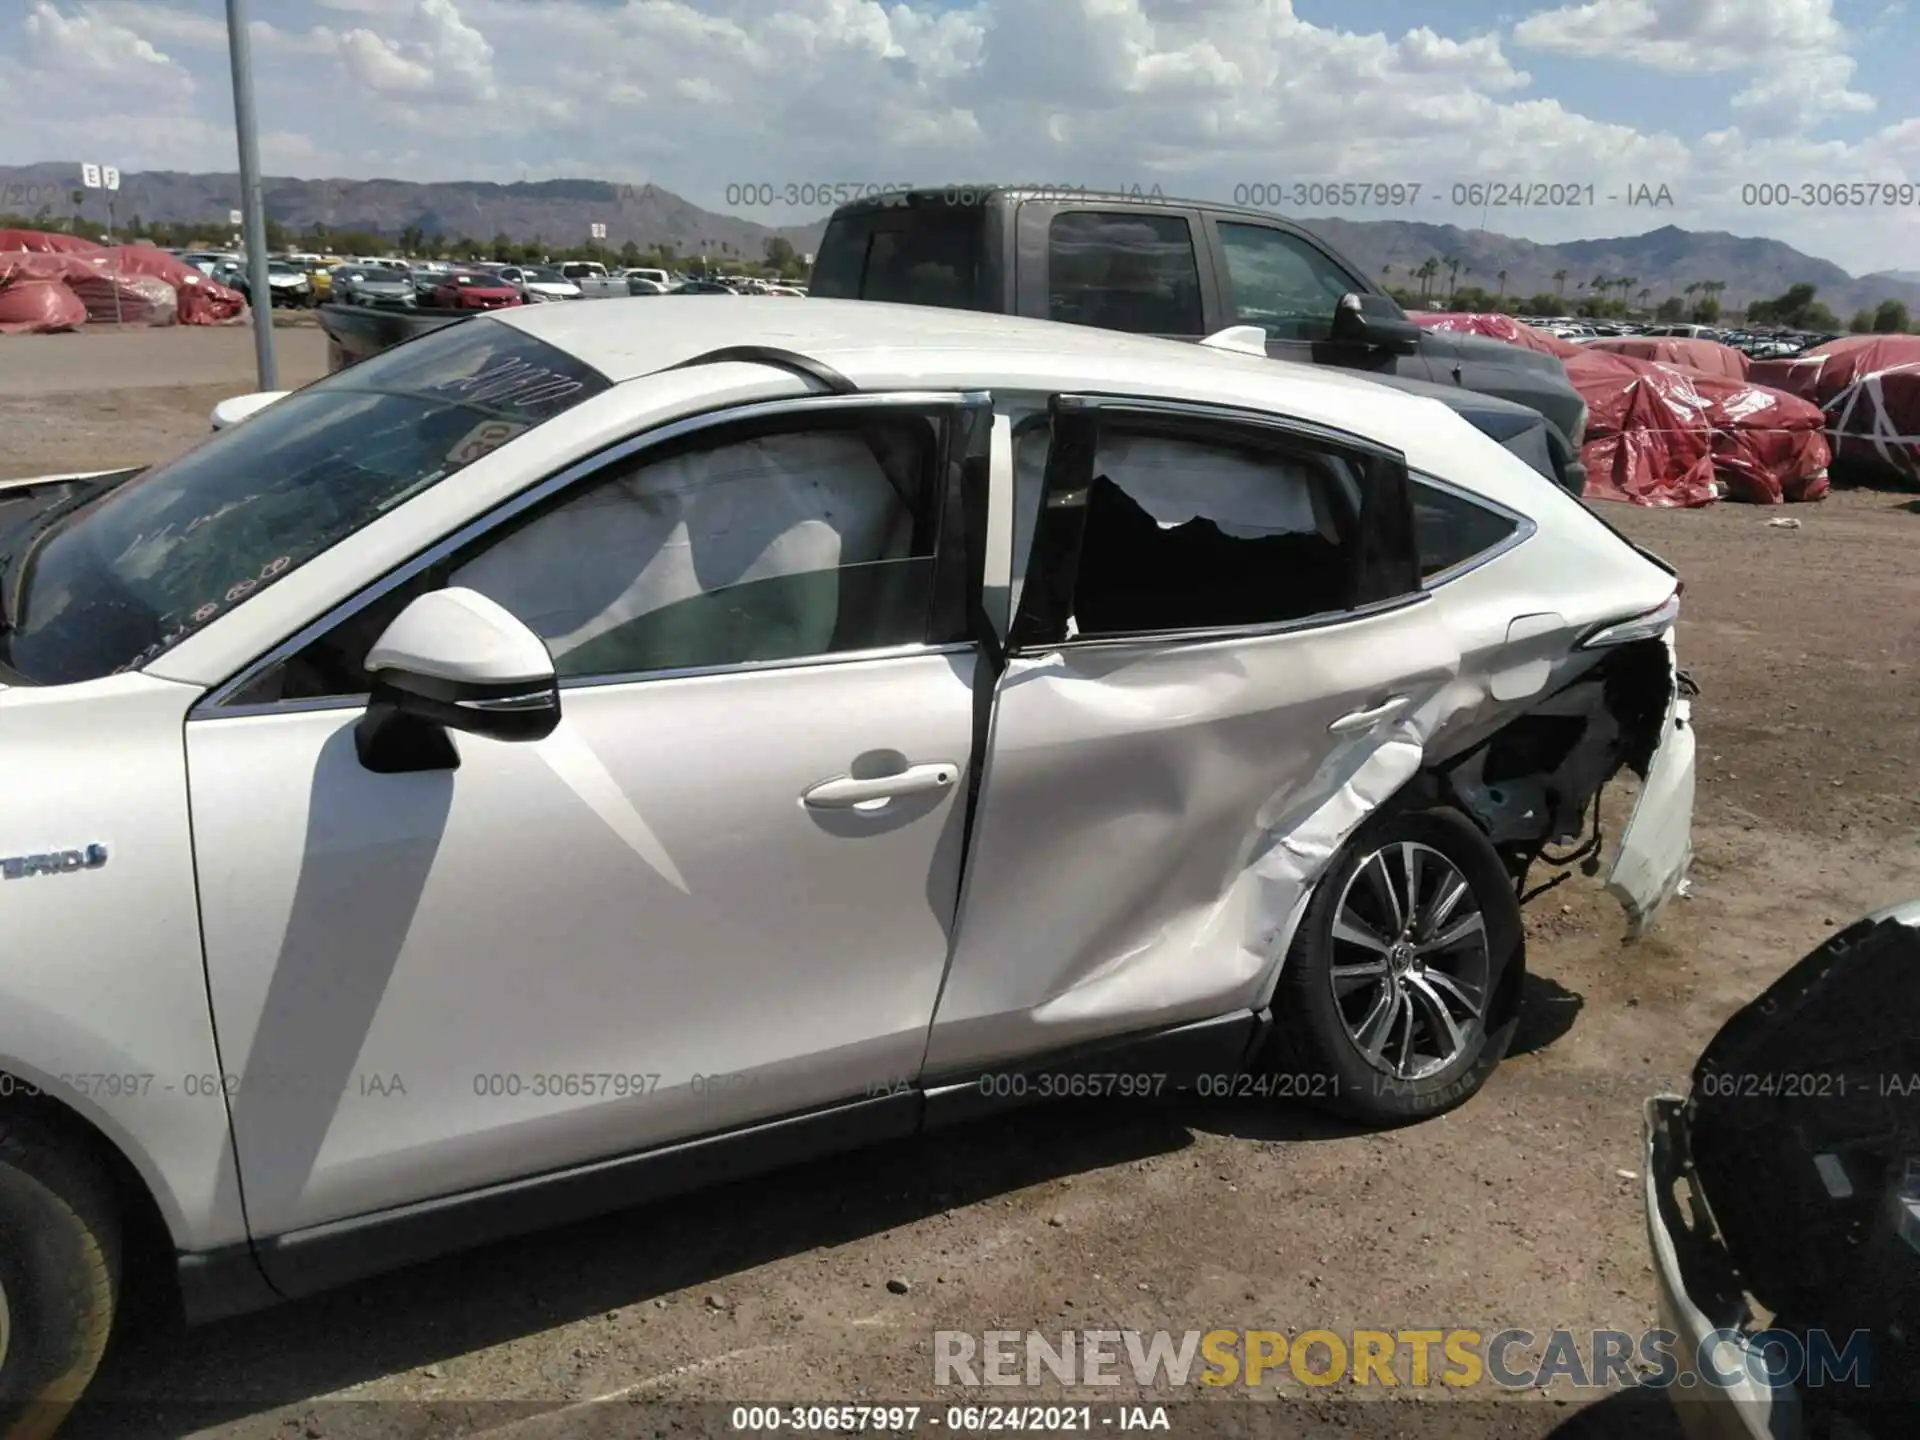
[1,0,1916,273]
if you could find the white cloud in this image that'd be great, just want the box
[0,0,1914,272]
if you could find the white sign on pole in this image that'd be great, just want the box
[589,222,607,240]
[103,167,121,191]
[81,163,102,189]
[229,209,243,227]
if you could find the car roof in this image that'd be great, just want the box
[488,297,1474,465]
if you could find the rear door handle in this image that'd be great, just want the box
[802,763,960,809]
[1328,695,1410,735]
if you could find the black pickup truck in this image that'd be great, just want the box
[807,188,1589,495]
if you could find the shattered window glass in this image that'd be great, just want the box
[1071,429,1360,633]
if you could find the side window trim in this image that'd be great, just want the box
[1409,470,1537,589]
[193,389,990,718]
[1007,394,1425,653]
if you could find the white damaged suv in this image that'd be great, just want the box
[0,300,1693,1432]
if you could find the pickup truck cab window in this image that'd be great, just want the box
[1046,212,1205,336]
[809,205,986,308]
[1216,221,1358,343]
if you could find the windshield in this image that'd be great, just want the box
[0,320,610,686]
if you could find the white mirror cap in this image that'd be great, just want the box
[1198,326,1270,357]
[209,391,290,430]
[365,587,556,687]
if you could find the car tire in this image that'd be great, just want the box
[1266,805,1523,1125]
[0,1114,121,1440]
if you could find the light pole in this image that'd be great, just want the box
[226,0,277,389]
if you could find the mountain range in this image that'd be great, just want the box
[3,164,1915,315]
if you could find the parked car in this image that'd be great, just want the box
[331,264,416,310]
[0,299,1691,1431]
[426,270,522,310]
[1646,902,1920,1438]
[626,277,669,295]
[558,260,631,299]
[622,267,671,288]
[493,265,584,303]
[667,279,737,294]
[808,188,1591,496]
[223,259,314,308]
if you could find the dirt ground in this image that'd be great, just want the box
[2,327,1917,1440]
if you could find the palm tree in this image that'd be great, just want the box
[1637,287,1651,312]
[1496,268,1509,298]
[1617,276,1638,313]
[1443,255,1464,303]
[1553,268,1569,297]
[1683,281,1702,305]
[1416,256,1440,301]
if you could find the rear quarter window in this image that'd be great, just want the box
[1410,476,1523,581]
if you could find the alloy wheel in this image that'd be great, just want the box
[1328,840,1493,1081]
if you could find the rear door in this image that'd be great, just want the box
[924,396,1464,1075]
[1200,214,1435,381]
[1017,202,1223,340]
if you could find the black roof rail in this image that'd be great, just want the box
[659,345,857,395]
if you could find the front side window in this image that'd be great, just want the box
[1047,213,1204,335]
[0,319,608,685]
[241,412,949,702]
[1216,222,1358,342]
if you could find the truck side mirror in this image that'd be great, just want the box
[1329,292,1422,354]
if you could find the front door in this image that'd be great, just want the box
[188,394,986,1241]
[925,396,1462,1074]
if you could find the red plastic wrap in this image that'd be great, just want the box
[1753,336,1920,487]
[1413,313,1829,505]
[0,277,86,333]
[0,246,246,328]
[0,229,103,254]
[1585,336,1751,379]
[98,246,247,325]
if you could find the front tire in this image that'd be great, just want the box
[0,1114,121,1440]
[1267,806,1523,1125]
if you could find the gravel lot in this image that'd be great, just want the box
[2,326,1916,1440]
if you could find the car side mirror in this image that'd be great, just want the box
[1329,292,1422,354]
[209,391,290,431]
[355,588,560,773]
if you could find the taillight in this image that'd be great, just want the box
[1579,585,1681,648]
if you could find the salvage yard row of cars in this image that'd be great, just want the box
[171,249,808,309]
[0,186,1909,1439]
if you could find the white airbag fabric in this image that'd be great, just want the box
[1094,433,1336,540]
[453,431,909,663]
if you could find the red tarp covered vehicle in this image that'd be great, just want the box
[1753,336,1920,488]
[0,230,246,329]
[1586,336,1752,380]
[1412,313,1830,506]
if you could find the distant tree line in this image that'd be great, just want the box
[1378,255,1911,331]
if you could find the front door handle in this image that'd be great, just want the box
[802,763,960,809]
[1328,695,1410,735]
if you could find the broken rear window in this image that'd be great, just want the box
[1067,427,1416,634]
